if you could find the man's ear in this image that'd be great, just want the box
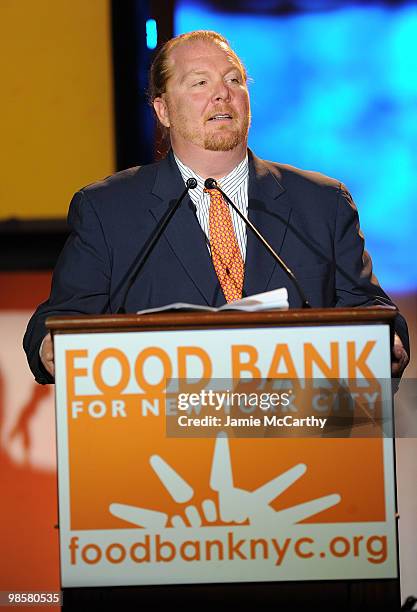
[153,96,170,128]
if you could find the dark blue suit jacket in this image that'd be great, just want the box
[24,150,408,383]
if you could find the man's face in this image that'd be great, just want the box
[154,40,251,153]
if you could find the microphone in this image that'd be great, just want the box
[117,177,197,314]
[204,178,311,309]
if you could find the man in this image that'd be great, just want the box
[24,30,409,383]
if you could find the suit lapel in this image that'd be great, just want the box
[149,152,223,306]
[243,151,292,296]
[149,150,292,305]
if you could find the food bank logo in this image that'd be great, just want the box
[66,336,387,529]
[67,434,390,571]
[109,433,341,528]
[61,333,393,574]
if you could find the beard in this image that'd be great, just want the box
[203,105,250,151]
[203,124,247,151]
[167,100,250,152]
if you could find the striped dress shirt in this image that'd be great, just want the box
[174,153,249,261]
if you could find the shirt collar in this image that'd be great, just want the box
[174,152,249,202]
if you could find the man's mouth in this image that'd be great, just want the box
[208,113,233,121]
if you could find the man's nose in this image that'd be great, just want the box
[212,79,231,102]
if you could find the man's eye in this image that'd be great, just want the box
[193,80,207,86]
[228,77,241,84]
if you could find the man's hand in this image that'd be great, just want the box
[40,332,55,377]
[392,333,409,378]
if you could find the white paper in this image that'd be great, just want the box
[136,287,289,315]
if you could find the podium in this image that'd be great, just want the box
[47,307,400,609]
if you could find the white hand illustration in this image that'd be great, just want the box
[109,432,341,528]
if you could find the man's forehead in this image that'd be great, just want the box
[168,40,243,76]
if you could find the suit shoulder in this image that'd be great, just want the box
[79,161,160,200]
[262,159,342,191]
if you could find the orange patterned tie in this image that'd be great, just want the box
[204,188,244,302]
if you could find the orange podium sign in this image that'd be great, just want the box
[49,309,397,588]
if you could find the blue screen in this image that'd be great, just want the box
[175,1,417,292]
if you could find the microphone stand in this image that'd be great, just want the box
[117,177,197,313]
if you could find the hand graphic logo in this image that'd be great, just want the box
[109,432,341,529]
